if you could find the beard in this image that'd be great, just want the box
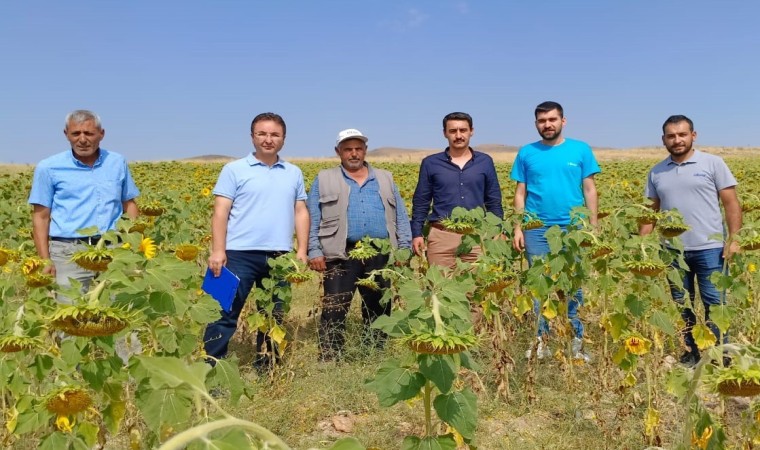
[539,126,562,141]
[666,143,693,157]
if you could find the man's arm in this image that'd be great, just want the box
[122,199,139,219]
[31,204,54,275]
[638,198,660,236]
[720,186,742,258]
[208,196,232,277]
[305,177,327,271]
[484,161,504,218]
[411,162,432,255]
[512,182,527,252]
[294,200,310,264]
[582,175,598,227]
[393,183,413,249]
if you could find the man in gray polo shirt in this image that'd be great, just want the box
[640,115,742,367]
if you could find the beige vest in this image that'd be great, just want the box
[316,165,398,260]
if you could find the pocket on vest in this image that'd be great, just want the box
[318,216,340,237]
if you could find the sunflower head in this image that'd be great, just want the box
[174,244,199,261]
[201,187,212,197]
[0,248,11,267]
[45,387,92,416]
[140,201,166,217]
[25,272,54,288]
[21,256,46,275]
[50,304,130,337]
[0,335,43,353]
[139,237,158,259]
[71,248,114,272]
[624,336,651,356]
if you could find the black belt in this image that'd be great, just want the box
[51,236,101,245]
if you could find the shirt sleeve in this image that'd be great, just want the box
[28,163,54,207]
[393,182,413,249]
[411,160,433,237]
[306,175,323,259]
[483,159,504,218]
[295,169,308,201]
[644,170,657,199]
[122,162,140,201]
[713,157,738,191]
[581,146,601,179]
[212,164,237,199]
[509,151,526,183]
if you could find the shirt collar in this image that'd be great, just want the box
[340,162,375,180]
[247,152,284,167]
[443,147,475,160]
[666,149,701,166]
[68,148,105,168]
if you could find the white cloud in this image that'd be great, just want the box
[378,7,429,32]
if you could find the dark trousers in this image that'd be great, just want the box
[203,250,284,362]
[320,253,390,356]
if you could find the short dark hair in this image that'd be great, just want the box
[251,112,286,136]
[662,115,694,133]
[534,101,564,119]
[442,112,473,130]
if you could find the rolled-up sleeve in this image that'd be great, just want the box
[306,175,323,258]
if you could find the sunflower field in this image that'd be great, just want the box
[2,155,760,449]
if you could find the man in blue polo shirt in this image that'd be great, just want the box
[307,128,412,361]
[511,101,600,362]
[640,115,741,367]
[29,110,140,298]
[411,112,503,268]
[204,112,309,369]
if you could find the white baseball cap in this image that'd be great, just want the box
[336,128,368,146]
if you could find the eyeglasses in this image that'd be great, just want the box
[253,132,283,139]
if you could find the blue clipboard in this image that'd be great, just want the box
[202,266,240,313]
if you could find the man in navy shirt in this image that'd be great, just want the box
[411,112,503,268]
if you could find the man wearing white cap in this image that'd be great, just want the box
[307,129,412,361]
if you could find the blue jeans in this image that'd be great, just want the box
[203,250,285,362]
[669,247,726,354]
[524,226,584,339]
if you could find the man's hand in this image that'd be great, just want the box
[724,240,740,260]
[42,261,56,277]
[296,249,308,264]
[412,237,426,256]
[207,251,227,277]
[309,256,327,272]
[512,227,525,252]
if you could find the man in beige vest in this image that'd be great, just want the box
[307,129,412,361]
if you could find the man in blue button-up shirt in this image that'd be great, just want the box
[307,128,412,360]
[411,112,503,268]
[28,110,140,297]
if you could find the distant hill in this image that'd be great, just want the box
[181,154,236,163]
[179,145,760,164]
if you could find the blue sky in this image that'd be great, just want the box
[1,1,758,163]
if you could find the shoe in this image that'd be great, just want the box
[526,337,552,360]
[571,337,591,363]
[679,350,700,368]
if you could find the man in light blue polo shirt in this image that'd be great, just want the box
[28,110,140,297]
[511,101,600,362]
[203,112,309,369]
[640,115,742,367]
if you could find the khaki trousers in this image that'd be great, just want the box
[426,226,481,269]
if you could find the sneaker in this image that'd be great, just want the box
[526,337,552,360]
[679,350,700,368]
[571,337,591,363]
